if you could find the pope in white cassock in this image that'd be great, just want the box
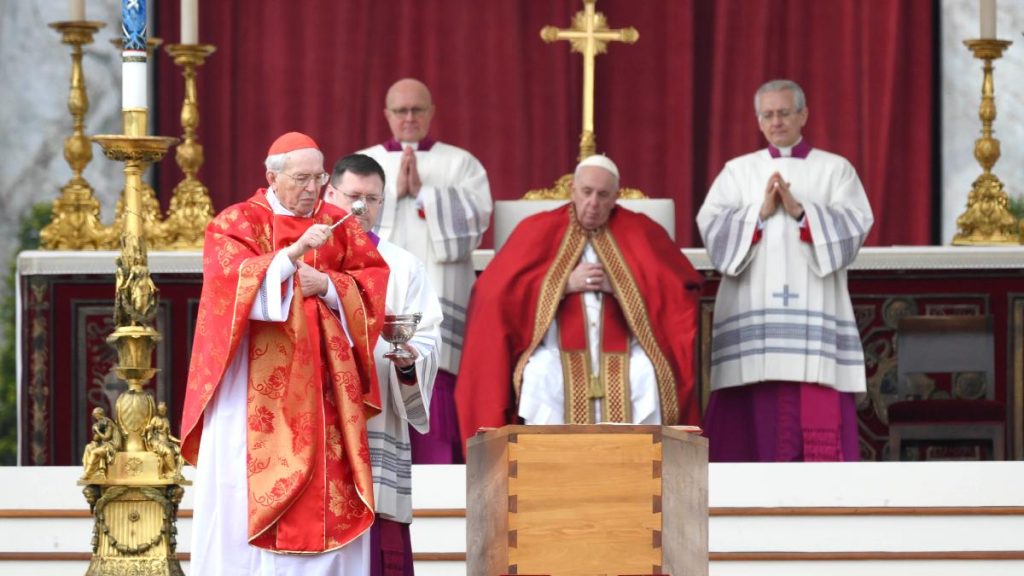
[697,79,874,463]
[360,78,492,464]
[325,153,443,576]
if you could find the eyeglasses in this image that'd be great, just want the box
[281,172,329,188]
[343,192,384,205]
[758,109,797,122]
[388,106,429,118]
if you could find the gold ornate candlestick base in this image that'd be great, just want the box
[84,132,186,576]
[41,21,112,250]
[953,39,1019,245]
[162,44,217,249]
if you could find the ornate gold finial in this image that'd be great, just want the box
[952,39,1019,245]
[161,43,217,249]
[40,21,112,250]
[541,0,637,161]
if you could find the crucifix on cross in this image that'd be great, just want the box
[541,0,638,161]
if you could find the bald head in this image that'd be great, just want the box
[386,78,431,108]
[384,78,435,143]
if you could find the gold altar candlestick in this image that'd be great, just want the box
[40,21,111,250]
[541,0,637,162]
[80,6,185,572]
[86,121,185,576]
[162,43,217,249]
[952,39,1019,245]
[105,38,170,250]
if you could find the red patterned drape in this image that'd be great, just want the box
[155,0,934,247]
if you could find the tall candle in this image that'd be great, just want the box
[980,0,997,39]
[181,0,198,44]
[121,0,148,110]
[70,0,85,21]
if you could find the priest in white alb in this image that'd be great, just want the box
[325,153,443,576]
[697,79,874,462]
[360,78,492,464]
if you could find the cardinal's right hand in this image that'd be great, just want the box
[287,223,332,262]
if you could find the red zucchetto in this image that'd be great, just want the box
[267,131,319,156]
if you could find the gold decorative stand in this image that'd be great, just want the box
[82,116,185,575]
[162,43,217,249]
[530,0,644,199]
[106,38,169,250]
[952,39,1019,245]
[40,21,111,250]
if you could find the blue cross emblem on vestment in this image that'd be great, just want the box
[772,284,799,306]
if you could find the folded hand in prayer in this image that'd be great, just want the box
[566,261,612,295]
[398,147,423,199]
[761,171,803,220]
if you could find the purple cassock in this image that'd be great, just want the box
[703,381,861,462]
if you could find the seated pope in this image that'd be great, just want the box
[456,155,703,447]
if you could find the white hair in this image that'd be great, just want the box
[264,148,323,173]
[754,79,806,115]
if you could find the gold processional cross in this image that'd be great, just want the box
[526,0,643,199]
[541,0,638,161]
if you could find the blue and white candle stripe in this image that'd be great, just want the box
[121,0,147,110]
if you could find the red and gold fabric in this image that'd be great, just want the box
[457,204,703,449]
[557,292,631,424]
[180,189,388,553]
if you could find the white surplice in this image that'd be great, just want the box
[368,238,443,524]
[360,141,492,373]
[697,147,874,394]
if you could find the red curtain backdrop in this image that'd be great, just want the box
[155,0,934,248]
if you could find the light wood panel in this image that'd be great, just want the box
[467,425,708,576]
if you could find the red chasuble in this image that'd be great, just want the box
[180,189,388,553]
[456,204,703,448]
